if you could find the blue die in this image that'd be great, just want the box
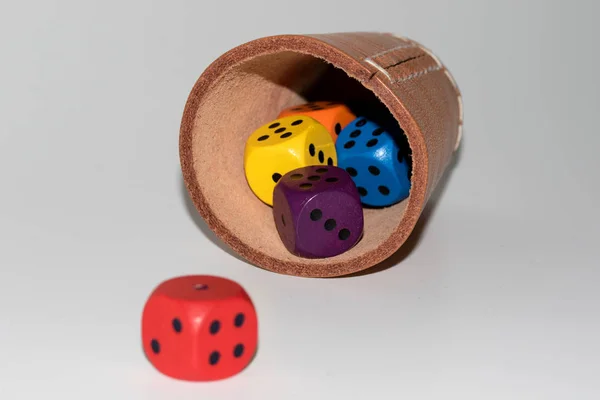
[335,117,412,207]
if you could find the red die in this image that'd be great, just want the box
[141,275,258,381]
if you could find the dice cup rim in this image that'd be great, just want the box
[180,32,461,277]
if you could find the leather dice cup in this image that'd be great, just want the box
[180,32,462,277]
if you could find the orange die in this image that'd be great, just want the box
[278,101,356,142]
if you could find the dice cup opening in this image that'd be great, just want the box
[180,33,462,278]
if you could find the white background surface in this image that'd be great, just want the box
[1,0,599,398]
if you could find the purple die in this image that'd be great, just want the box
[273,165,364,258]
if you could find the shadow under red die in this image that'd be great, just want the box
[141,275,258,381]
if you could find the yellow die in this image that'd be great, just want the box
[244,115,337,206]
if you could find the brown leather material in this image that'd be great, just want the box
[180,32,462,277]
